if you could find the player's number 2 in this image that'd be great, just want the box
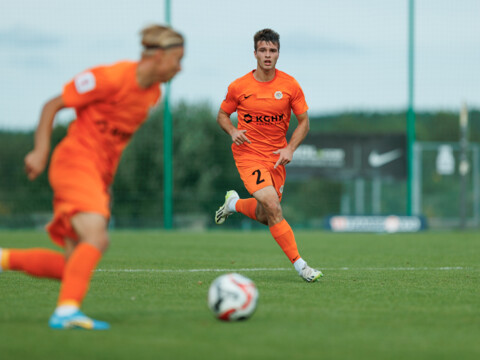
[252,169,265,185]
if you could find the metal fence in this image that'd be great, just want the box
[413,141,479,228]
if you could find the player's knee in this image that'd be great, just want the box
[254,203,266,225]
[256,211,269,226]
[262,199,282,217]
[71,213,110,252]
[79,228,110,253]
[93,232,110,253]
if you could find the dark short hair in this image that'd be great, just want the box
[254,29,280,51]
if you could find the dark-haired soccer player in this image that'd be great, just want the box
[215,29,323,282]
[0,25,184,329]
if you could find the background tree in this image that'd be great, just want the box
[1,106,478,228]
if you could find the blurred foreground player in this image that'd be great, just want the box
[0,25,184,329]
[215,29,323,282]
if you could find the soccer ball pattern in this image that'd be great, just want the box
[207,273,259,321]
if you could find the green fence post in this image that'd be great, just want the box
[163,0,173,229]
[407,0,416,215]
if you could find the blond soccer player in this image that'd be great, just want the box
[0,25,184,329]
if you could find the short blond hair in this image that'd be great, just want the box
[141,25,184,56]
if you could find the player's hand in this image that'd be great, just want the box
[273,147,294,169]
[24,149,48,181]
[231,129,251,146]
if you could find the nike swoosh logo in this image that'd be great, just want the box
[368,149,403,167]
[244,95,252,99]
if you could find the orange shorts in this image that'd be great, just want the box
[46,143,110,247]
[235,159,286,200]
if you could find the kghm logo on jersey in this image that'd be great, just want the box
[274,91,283,100]
[94,120,133,141]
[243,113,284,125]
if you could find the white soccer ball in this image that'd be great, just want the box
[207,273,259,321]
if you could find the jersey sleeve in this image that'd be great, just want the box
[62,66,115,108]
[290,80,309,115]
[220,82,239,115]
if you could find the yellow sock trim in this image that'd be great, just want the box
[1,249,10,270]
[57,300,80,308]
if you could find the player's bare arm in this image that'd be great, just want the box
[274,111,310,169]
[216,108,251,145]
[24,95,65,180]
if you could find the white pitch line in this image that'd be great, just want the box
[96,268,290,273]
[96,266,476,273]
[333,266,473,271]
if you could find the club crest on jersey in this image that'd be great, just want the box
[274,91,283,100]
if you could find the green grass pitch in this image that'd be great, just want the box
[1,230,479,360]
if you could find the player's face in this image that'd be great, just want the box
[155,46,184,82]
[254,41,279,71]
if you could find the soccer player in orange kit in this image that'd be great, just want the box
[215,29,323,282]
[0,25,184,329]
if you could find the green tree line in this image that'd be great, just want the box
[0,103,478,228]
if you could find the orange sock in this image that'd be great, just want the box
[57,242,102,307]
[2,248,65,279]
[269,219,301,263]
[235,198,258,220]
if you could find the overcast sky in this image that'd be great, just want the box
[1,0,479,130]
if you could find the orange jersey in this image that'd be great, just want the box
[60,60,161,184]
[221,69,308,163]
[46,61,160,246]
